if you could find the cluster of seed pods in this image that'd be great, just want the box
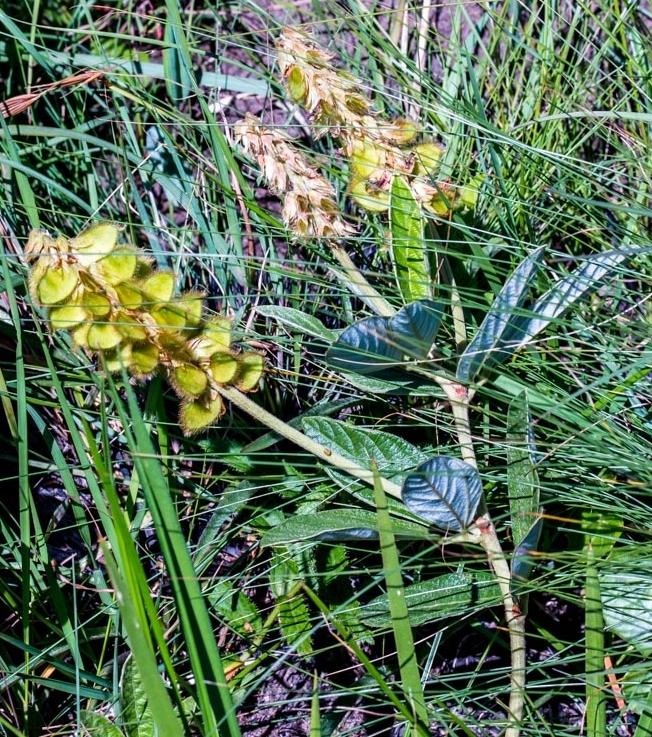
[26,222,264,435]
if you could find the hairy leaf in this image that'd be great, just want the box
[361,571,500,627]
[260,509,431,546]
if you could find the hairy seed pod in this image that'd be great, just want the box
[180,395,224,435]
[235,352,265,391]
[172,363,209,398]
[70,222,121,265]
[209,351,240,384]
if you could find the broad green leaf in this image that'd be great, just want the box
[256,305,337,342]
[509,247,638,348]
[506,392,540,547]
[402,456,483,531]
[457,247,545,382]
[600,556,652,654]
[325,300,444,375]
[389,300,445,358]
[361,571,500,628]
[260,509,431,546]
[79,711,125,737]
[326,316,403,374]
[302,417,429,479]
[121,658,155,737]
[269,549,312,655]
[390,176,430,302]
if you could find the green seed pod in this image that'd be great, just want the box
[140,271,176,304]
[114,282,143,310]
[349,178,390,213]
[179,394,224,436]
[151,305,187,332]
[412,143,444,176]
[71,322,91,348]
[91,247,138,286]
[189,317,232,360]
[69,222,120,266]
[209,351,239,384]
[48,304,89,330]
[177,291,205,329]
[172,363,209,398]
[350,140,382,180]
[234,352,264,392]
[286,66,307,104]
[36,262,80,305]
[380,119,419,145]
[82,290,112,318]
[129,342,160,377]
[87,322,123,351]
[114,312,148,341]
[103,342,133,373]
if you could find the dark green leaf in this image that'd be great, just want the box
[325,300,444,375]
[457,247,544,382]
[361,571,500,627]
[402,456,483,531]
[390,300,445,358]
[326,316,403,374]
[260,509,431,546]
[510,248,636,346]
[510,516,544,599]
[303,417,429,478]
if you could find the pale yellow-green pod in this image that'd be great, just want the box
[129,342,160,377]
[69,222,121,266]
[209,351,239,385]
[35,262,80,305]
[87,322,123,351]
[172,363,209,398]
[235,352,264,392]
[48,304,89,331]
[179,394,224,436]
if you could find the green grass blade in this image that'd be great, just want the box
[371,462,429,736]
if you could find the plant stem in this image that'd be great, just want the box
[438,378,526,737]
[216,384,403,498]
[330,244,396,317]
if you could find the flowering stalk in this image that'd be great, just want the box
[26,222,264,435]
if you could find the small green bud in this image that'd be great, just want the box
[82,290,112,318]
[412,143,444,176]
[69,222,120,265]
[114,312,148,341]
[189,317,232,360]
[36,262,79,305]
[349,178,390,212]
[130,342,160,377]
[48,304,89,330]
[91,248,138,285]
[141,271,176,303]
